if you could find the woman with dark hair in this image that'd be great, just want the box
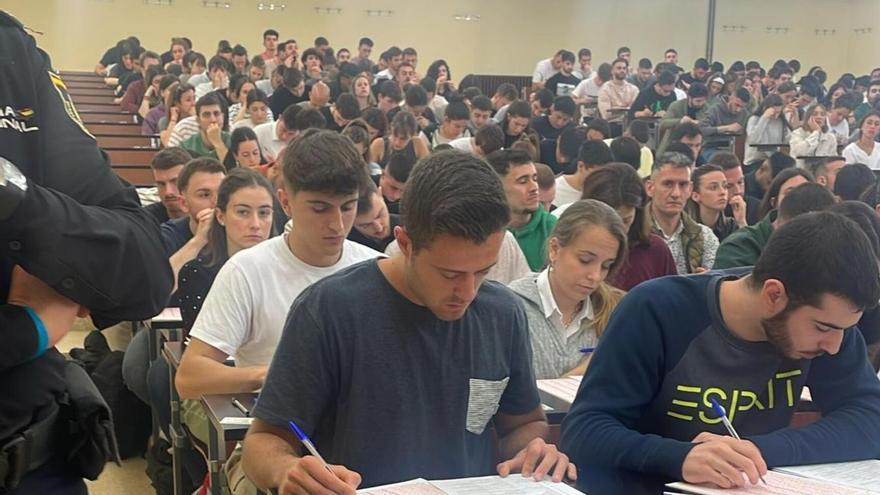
[368,111,430,166]
[426,59,456,98]
[823,82,848,108]
[579,163,677,290]
[744,94,790,166]
[159,82,195,146]
[223,127,268,174]
[500,100,533,148]
[843,111,880,170]
[178,168,276,333]
[361,107,388,141]
[227,76,255,122]
[757,167,815,219]
[231,88,272,129]
[789,104,837,166]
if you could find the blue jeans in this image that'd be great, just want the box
[122,328,151,404]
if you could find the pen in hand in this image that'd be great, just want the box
[288,420,336,477]
[710,398,767,485]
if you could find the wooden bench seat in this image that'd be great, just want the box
[69,87,117,97]
[72,95,117,105]
[76,103,122,112]
[81,112,139,124]
[87,123,142,135]
[112,165,154,186]
[96,134,159,149]
[105,147,158,166]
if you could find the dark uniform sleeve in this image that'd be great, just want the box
[0,12,173,338]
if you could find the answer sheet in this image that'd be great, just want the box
[667,470,872,494]
[357,475,582,494]
[774,460,880,492]
[536,375,583,411]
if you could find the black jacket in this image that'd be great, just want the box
[0,11,172,439]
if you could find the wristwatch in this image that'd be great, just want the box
[0,157,28,221]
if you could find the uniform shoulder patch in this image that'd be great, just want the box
[48,70,95,139]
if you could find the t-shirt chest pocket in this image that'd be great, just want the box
[466,377,509,435]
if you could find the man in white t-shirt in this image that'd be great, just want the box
[253,105,300,162]
[531,50,564,91]
[553,140,614,208]
[176,130,381,401]
[448,124,504,158]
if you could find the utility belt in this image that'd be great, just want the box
[0,361,120,491]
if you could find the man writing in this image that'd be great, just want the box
[243,150,574,493]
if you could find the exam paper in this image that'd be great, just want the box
[357,479,445,494]
[774,460,880,492]
[666,470,871,494]
[432,474,583,494]
[357,475,582,494]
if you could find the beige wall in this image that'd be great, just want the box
[1,0,872,81]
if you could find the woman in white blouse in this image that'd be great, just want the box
[843,111,880,170]
[789,104,837,168]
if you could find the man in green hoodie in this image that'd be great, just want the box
[714,182,834,269]
[487,149,557,270]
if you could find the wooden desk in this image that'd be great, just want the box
[96,134,159,149]
[200,393,259,494]
[76,103,122,113]
[82,112,139,125]
[69,87,116,97]
[67,81,109,90]
[72,95,117,105]
[105,147,158,166]
[87,122,142,135]
[113,166,154,186]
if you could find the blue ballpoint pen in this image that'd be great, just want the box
[709,398,767,485]
[288,420,336,477]
[579,347,595,353]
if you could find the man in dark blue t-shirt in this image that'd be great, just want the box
[562,211,880,491]
[244,151,575,493]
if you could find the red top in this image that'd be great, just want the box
[611,233,678,291]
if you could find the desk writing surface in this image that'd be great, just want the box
[152,307,182,324]
[201,393,258,442]
[667,470,871,494]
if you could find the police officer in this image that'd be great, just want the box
[0,11,173,493]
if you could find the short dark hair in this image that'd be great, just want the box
[776,182,835,221]
[709,151,741,170]
[377,80,402,102]
[586,118,611,139]
[390,111,418,137]
[610,137,641,170]
[462,86,483,101]
[692,164,725,191]
[444,99,470,121]
[578,48,592,58]
[760,168,815,218]
[734,87,751,104]
[361,107,388,136]
[404,84,428,107]
[652,151,693,174]
[558,126,587,163]
[263,29,279,40]
[617,46,631,56]
[694,58,710,70]
[494,83,519,101]
[282,67,304,88]
[282,130,368,195]
[356,176,380,216]
[669,122,702,143]
[471,95,492,112]
[666,143,695,163]
[486,149,533,177]
[534,89,554,110]
[626,119,650,144]
[385,151,417,183]
[830,201,880,258]
[207,55,228,73]
[151,147,191,171]
[419,76,437,94]
[552,96,576,117]
[638,58,652,70]
[301,48,322,65]
[280,104,302,130]
[835,163,876,201]
[577,140,613,168]
[232,44,247,57]
[314,36,329,47]
[294,108,326,131]
[178,157,225,193]
[358,37,373,48]
[751,211,880,312]
[195,93,226,126]
[688,82,709,98]
[665,48,678,56]
[506,100,532,120]
[559,50,575,64]
[656,70,676,86]
[768,151,796,177]
[335,93,361,121]
[400,150,510,252]
[474,125,505,155]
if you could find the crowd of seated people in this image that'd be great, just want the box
[89,32,880,494]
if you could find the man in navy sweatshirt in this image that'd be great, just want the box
[561,211,880,491]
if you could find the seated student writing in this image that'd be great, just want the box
[561,211,880,490]
[509,200,625,379]
[243,150,575,494]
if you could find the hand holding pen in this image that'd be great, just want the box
[275,420,361,495]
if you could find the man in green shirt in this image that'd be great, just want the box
[714,183,834,268]
[486,149,557,270]
[180,92,230,161]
